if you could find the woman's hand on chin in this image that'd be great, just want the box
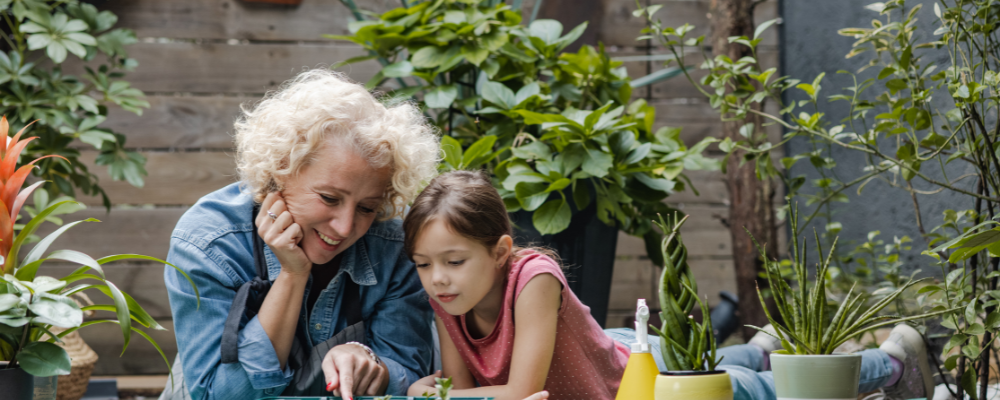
[257,191,312,277]
[323,343,389,399]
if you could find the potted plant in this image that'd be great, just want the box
[0,117,197,399]
[0,0,149,209]
[329,0,718,324]
[744,208,952,400]
[647,213,732,400]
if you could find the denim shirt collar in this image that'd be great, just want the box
[261,229,379,287]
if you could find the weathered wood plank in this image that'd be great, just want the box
[105,95,249,149]
[101,0,398,41]
[607,257,736,311]
[101,0,541,42]
[77,149,722,207]
[614,204,731,258]
[31,208,187,261]
[77,152,236,206]
[60,42,379,94]
[599,0,779,48]
[80,318,177,376]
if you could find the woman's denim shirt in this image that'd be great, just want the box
[164,183,433,399]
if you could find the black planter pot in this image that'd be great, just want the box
[509,189,618,327]
[0,362,35,400]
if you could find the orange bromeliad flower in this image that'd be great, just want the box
[0,116,65,273]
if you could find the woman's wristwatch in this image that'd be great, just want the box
[346,341,382,366]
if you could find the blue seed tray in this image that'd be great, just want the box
[261,397,492,400]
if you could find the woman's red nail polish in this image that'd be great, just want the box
[325,381,335,391]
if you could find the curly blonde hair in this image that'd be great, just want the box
[234,69,440,220]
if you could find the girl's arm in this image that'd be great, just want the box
[408,273,562,400]
[437,315,477,389]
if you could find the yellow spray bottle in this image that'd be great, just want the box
[615,299,659,400]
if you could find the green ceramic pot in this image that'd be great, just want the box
[770,353,862,400]
[654,370,733,400]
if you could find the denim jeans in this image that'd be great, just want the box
[605,328,895,400]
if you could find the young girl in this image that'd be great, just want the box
[401,170,940,400]
[402,170,629,400]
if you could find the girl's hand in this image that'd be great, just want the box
[523,391,550,400]
[256,192,311,277]
[322,343,388,399]
[406,370,442,396]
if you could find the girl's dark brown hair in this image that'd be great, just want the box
[403,170,557,266]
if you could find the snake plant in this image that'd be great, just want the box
[748,207,955,355]
[649,212,721,371]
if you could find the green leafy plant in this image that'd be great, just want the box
[648,212,720,371]
[332,0,718,263]
[0,0,149,208]
[748,208,953,355]
[637,0,1000,396]
[0,118,196,376]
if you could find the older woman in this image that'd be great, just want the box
[162,69,440,400]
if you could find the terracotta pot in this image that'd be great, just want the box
[654,370,733,400]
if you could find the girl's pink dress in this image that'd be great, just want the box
[430,250,630,400]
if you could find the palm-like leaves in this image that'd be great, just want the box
[748,208,955,355]
[0,117,198,376]
[649,213,721,371]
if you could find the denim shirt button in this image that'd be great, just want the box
[314,323,322,330]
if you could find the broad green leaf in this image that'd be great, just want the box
[515,182,550,212]
[529,19,563,45]
[382,60,414,78]
[461,136,497,168]
[514,82,540,105]
[17,342,71,377]
[635,173,675,193]
[624,143,651,165]
[533,199,571,235]
[581,147,614,177]
[511,141,552,160]
[545,179,571,193]
[556,22,588,51]
[28,295,82,328]
[0,293,20,312]
[481,80,516,109]
[441,136,463,169]
[461,43,489,66]
[410,46,448,68]
[424,85,458,109]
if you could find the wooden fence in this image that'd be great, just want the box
[31,0,778,375]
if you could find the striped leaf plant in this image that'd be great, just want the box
[747,208,955,355]
[649,212,721,371]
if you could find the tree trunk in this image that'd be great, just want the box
[709,0,780,341]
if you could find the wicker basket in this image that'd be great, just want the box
[53,294,100,400]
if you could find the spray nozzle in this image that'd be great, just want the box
[632,299,651,353]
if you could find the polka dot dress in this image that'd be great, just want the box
[429,251,630,400]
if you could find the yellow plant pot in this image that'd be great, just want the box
[654,371,733,400]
